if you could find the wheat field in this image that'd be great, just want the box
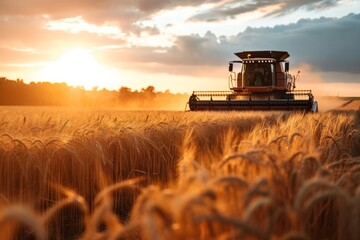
[0,105,360,240]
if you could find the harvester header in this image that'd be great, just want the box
[187,50,318,112]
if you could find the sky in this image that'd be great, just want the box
[0,0,359,96]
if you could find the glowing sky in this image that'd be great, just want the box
[0,0,359,96]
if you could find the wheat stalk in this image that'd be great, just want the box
[195,213,267,240]
[0,205,46,240]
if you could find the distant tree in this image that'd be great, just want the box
[142,86,155,94]
[119,87,131,95]
[0,77,188,109]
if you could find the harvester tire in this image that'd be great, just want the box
[311,101,319,113]
[189,95,199,111]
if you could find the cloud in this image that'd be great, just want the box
[227,13,360,74]
[103,13,360,82]
[94,31,232,80]
[0,14,126,60]
[6,0,340,36]
[0,0,358,85]
[189,0,341,22]
[0,0,217,16]
[0,0,219,35]
[0,0,347,47]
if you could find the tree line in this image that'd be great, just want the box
[0,77,189,110]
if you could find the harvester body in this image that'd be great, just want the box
[188,50,318,112]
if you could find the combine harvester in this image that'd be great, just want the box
[187,50,318,112]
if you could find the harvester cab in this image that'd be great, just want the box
[188,50,318,112]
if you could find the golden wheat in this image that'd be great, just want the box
[0,107,359,239]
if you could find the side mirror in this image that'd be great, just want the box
[228,63,233,72]
[285,62,289,72]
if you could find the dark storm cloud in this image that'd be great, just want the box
[106,31,226,66]
[227,13,360,75]
[155,31,224,65]
[190,0,341,22]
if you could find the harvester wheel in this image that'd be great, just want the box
[189,95,200,111]
[311,101,319,113]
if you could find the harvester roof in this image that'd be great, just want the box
[235,51,290,61]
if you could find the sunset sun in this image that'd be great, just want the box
[40,48,118,90]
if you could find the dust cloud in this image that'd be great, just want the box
[316,97,347,112]
[290,65,349,112]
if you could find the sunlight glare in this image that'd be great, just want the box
[39,48,119,90]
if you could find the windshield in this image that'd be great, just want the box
[242,62,275,87]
